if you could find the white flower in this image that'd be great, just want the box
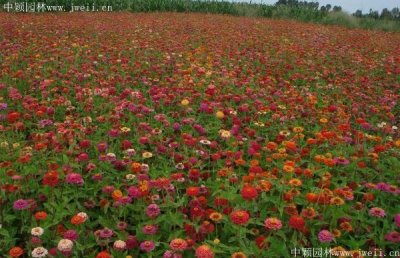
[392,126,398,130]
[126,174,136,180]
[77,212,88,222]
[31,227,44,236]
[377,122,386,128]
[58,239,74,252]
[31,247,48,258]
[199,139,211,145]
[125,148,136,156]
[113,240,126,250]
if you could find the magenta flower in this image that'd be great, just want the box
[13,199,29,210]
[64,230,79,241]
[142,224,158,235]
[65,173,84,185]
[385,231,400,243]
[395,214,400,227]
[318,230,334,243]
[140,240,155,252]
[146,204,160,218]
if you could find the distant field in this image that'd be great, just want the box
[0,12,400,258]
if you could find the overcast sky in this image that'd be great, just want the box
[229,0,400,13]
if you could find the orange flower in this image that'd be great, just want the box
[234,159,246,166]
[307,138,317,145]
[266,142,278,151]
[9,247,24,257]
[71,215,84,225]
[112,190,123,200]
[283,165,294,173]
[284,141,297,152]
[131,162,141,173]
[258,180,272,192]
[306,193,318,203]
[34,211,48,220]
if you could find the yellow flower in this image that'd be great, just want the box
[216,111,224,119]
[293,127,304,133]
[219,130,231,139]
[232,252,247,258]
[181,99,189,106]
[142,152,153,159]
[330,197,344,206]
[213,238,220,244]
[209,212,223,222]
[120,127,131,133]
[320,118,328,123]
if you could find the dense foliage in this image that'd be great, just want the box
[1,12,400,258]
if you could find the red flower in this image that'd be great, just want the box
[289,215,305,230]
[230,210,250,225]
[241,185,258,200]
[96,251,111,258]
[186,187,200,197]
[42,171,59,187]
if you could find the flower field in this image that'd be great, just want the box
[0,12,400,258]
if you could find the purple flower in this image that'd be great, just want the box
[0,103,7,110]
[13,199,29,210]
[318,230,334,243]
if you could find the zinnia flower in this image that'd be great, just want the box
[57,239,73,252]
[9,247,24,257]
[146,204,160,218]
[369,207,386,218]
[384,231,400,243]
[230,210,250,225]
[31,247,48,258]
[13,199,29,210]
[318,230,334,243]
[113,240,126,251]
[241,185,258,200]
[264,217,283,230]
[65,173,84,185]
[169,238,188,251]
[195,244,214,258]
[140,240,155,252]
[31,227,44,236]
[289,215,305,230]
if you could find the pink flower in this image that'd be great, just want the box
[369,207,386,218]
